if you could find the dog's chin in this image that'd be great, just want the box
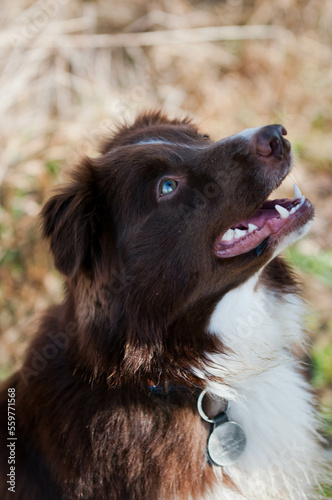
[270,218,313,258]
[214,185,314,260]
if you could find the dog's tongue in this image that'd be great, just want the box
[214,184,308,258]
[241,203,282,228]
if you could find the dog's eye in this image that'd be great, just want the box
[160,179,178,196]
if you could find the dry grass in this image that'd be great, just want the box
[0,0,332,451]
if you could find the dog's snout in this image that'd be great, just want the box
[254,124,290,159]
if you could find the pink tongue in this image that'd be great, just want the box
[235,198,292,229]
[241,207,279,229]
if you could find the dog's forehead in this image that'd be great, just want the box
[132,138,209,150]
[117,120,211,147]
[101,131,214,169]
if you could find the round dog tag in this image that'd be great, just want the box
[207,421,246,467]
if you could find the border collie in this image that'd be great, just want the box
[0,112,326,499]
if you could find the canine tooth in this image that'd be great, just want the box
[221,229,235,241]
[248,223,258,233]
[275,204,290,219]
[290,206,296,214]
[234,228,246,239]
[293,183,302,200]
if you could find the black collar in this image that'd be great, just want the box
[147,380,197,395]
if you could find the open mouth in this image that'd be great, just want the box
[214,184,314,259]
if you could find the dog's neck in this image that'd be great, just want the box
[196,275,323,500]
[208,273,305,381]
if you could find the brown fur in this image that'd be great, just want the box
[0,112,298,499]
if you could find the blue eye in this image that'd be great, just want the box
[160,179,178,196]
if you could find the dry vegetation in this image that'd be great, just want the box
[0,0,332,474]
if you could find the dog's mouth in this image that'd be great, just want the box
[214,184,314,259]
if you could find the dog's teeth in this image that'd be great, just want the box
[275,204,290,219]
[234,229,246,239]
[293,183,302,200]
[248,223,258,233]
[221,229,235,241]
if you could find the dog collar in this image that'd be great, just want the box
[148,382,246,467]
[147,380,191,395]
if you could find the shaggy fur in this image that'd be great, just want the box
[0,112,325,499]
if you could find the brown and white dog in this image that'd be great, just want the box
[0,112,326,499]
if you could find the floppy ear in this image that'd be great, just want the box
[40,158,99,278]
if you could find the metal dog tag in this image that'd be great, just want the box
[207,421,246,467]
[197,389,246,467]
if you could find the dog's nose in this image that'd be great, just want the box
[254,125,290,159]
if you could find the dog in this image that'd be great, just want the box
[0,111,326,499]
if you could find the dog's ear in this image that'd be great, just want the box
[40,158,99,278]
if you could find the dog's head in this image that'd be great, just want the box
[40,112,313,381]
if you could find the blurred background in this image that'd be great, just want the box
[0,0,331,489]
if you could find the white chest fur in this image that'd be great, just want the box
[199,276,323,500]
